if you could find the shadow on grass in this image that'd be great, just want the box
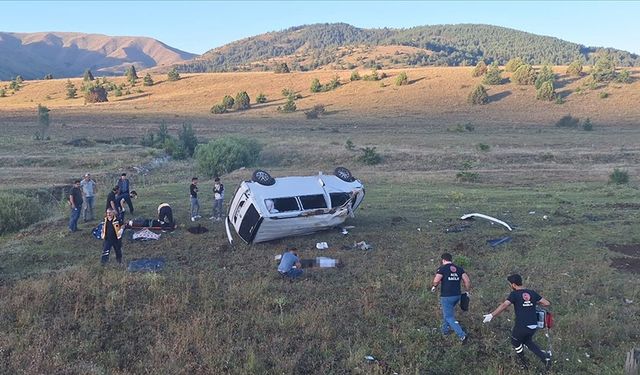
[115,93,151,102]
[488,90,512,103]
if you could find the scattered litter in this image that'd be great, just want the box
[127,258,165,272]
[274,254,282,261]
[487,236,512,247]
[133,228,160,241]
[444,223,471,233]
[354,241,373,250]
[316,242,329,250]
[343,226,355,229]
[428,220,433,223]
[585,353,591,358]
[529,211,536,215]
[187,225,208,234]
[543,215,548,220]
[341,228,349,235]
[460,213,513,231]
[417,227,421,231]
[624,298,634,304]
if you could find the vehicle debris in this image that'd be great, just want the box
[460,213,513,231]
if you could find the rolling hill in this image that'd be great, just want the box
[179,23,640,72]
[0,32,197,80]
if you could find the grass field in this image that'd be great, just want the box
[1,67,639,374]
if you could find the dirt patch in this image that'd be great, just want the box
[606,244,640,257]
[610,257,640,273]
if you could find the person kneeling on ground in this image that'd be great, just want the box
[277,248,303,279]
[158,203,174,226]
[101,208,124,265]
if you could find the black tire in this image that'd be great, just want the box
[252,169,275,186]
[334,167,355,182]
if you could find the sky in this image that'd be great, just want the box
[1,1,639,55]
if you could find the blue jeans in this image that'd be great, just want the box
[213,199,224,219]
[280,268,303,279]
[83,196,95,221]
[440,295,466,339]
[69,204,82,232]
[190,197,199,218]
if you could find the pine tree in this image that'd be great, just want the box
[310,78,322,93]
[566,60,583,76]
[36,104,50,140]
[472,61,487,77]
[536,80,556,101]
[143,73,154,86]
[83,69,94,81]
[535,65,555,89]
[482,62,502,85]
[125,65,138,84]
[233,91,250,110]
[468,84,489,105]
[167,68,180,81]
[505,57,525,72]
[65,80,77,99]
[44,73,54,80]
[512,64,536,85]
[222,95,235,109]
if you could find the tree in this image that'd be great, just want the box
[482,62,502,85]
[84,84,108,103]
[125,65,138,84]
[591,53,616,83]
[310,78,322,93]
[222,95,235,109]
[472,61,487,77]
[0,89,5,97]
[9,80,20,91]
[536,80,556,101]
[167,68,180,81]
[15,75,24,84]
[211,104,227,114]
[395,71,408,86]
[65,80,77,99]
[83,69,94,81]
[350,71,361,81]
[44,73,54,80]
[566,60,583,76]
[278,97,296,112]
[256,93,267,103]
[535,64,555,89]
[178,123,198,158]
[233,91,250,110]
[143,73,154,86]
[195,136,261,177]
[505,57,525,72]
[468,84,489,105]
[36,104,50,140]
[274,62,290,73]
[512,64,536,85]
[615,69,631,84]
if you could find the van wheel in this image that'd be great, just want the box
[252,169,275,186]
[334,167,355,182]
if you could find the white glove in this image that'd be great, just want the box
[430,286,436,293]
[482,313,493,323]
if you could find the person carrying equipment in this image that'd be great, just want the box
[431,252,471,344]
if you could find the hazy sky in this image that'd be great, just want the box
[2,1,639,55]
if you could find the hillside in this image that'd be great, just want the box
[0,32,197,80]
[179,23,640,72]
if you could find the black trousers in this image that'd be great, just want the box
[102,239,122,264]
[158,206,173,225]
[511,325,548,362]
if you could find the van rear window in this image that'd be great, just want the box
[329,192,350,208]
[272,197,299,212]
[299,195,327,210]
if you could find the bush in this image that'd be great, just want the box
[9,80,20,91]
[256,93,267,103]
[615,70,631,84]
[395,72,408,86]
[15,75,24,84]
[482,62,502,85]
[599,92,609,99]
[468,84,488,105]
[84,85,108,103]
[456,160,478,182]
[167,68,180,81]
[582,118,593,131]
[536,80,556,101]
[274,62,290,73]
[65,80,77,99]
[0,89,5,97]
[325,76,340,90]
[304,104,325,119]
[195,136,261,177]
[310,78,322,93]
[222,95,235,109]
[609,168,629,184]
[233,91,250,110]
[359,146,382,165]
[505,57,525,72]
[555,115,580,128]
[0,192,46,235]
[472,61,487,77]
[44,73,53,80]
[566,60,583,76]
[477,143,490,151]
[143,73,154,86]
[591,53,616,82]
[114,88,122,97]
[345,139,355,150]
[178,123,198,158]
[211,104,227,114]
[36,104,50,140]
[535,65,555,89]
[125,65,138,84]
[512,64,536,85]
[278,97,297,113]
[83,69,94,81]
[362,70,379,81]
[350,71,361,81]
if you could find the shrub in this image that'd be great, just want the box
[167,68,180,81]
[472,61,487,77]
[477,143,490,151]
[345,139,355,150]
[362,70,379,81]
[482,62,502,85]
[599,92,609,99]
[512,64,536,85]
[0,89,5,97]
[0,192,46,235]
[9,80,20,91]
[615,70,631,84]
[468,84,488,105]
[325,76,340,90]
[535,65,555,89]
[178,123,198,158]
[304,104,325,119]
[84,84,108,103]
[195,136,261,177]
[233,91,250,110]
[609,168,629,184]
[125,65,138,83]
[274,62,290,73]
[582,118,593,131]
[256,93,267,103]
[536,80,556,101]
[211,104,227,114]
[456,160,478,182]
[44,73,53,80]
[143,73,154,86]
[310,78,322,93]
[15,75,24,84]
[555,115,580,128]
[395,72,408,86]
[83,69,94,81]
[65,80,77,99]
[505,57,525,72]
[591,53,616,82]
[35,104,50,140]
[281,88,295,98]
[359,146,382,165]
[566,60,583,76]
[222,95,235,109]
[114,88,122,97]
[278,97,297,113]
[350,71,361,81]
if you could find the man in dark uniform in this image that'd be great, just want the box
[100,208,124,264]
[431,252,472,343]
[106,186,119,212]
[116,173,134,213]
[68,180,83,232]
[483,274,552,370]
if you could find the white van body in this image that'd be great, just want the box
[226,172,365,244]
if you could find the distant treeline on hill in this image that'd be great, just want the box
[178,23,640,72]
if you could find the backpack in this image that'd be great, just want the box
[460,292,470,311]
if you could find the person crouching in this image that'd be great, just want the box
[101,208,124,265]
[278,248,303,280]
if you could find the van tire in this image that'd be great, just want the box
[252,169,275,186]
[334,167,355,182]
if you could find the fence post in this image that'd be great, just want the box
[625,347,639,375]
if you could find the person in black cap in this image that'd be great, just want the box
[483,274,552,370]
[431,252,472,343]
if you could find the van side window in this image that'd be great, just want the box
[272,197,300,212]
[329,192,351,208]
[299,194,327,210]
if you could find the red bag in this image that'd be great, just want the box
[545,311,554,329]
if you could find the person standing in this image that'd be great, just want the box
[190,177,200,221]
[68,179,83,232]
[277,248,303,279]
[431,252,471,343]
[482,274,551,370]
[80,173,97,222]
[210,177,225,221]
[106,186,119,213]
[100,208,124,264]
[117,173,134,213]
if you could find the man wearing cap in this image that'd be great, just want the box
[431,252,471,343]
[68,179,83,232]
[482,274,552,370]
[80,173,97,222]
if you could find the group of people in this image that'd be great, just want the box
[189,176,225,222]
